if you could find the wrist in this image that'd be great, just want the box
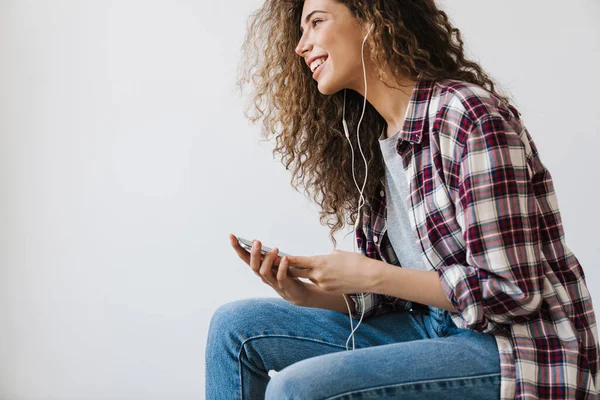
[299,285,354,314]
[365,258,388,292]
[299,284,325,307]
[298,284,314,307]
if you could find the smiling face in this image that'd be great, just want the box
[295,0,371,95]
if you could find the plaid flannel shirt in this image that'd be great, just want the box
[347,79,599,399]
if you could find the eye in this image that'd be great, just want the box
[299,18,323,36]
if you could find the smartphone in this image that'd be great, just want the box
[235,236,309,274]
[237,237,291,257]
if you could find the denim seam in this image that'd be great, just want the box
[406,312,430,339]
[323,372,502,400]
[237,334,352,400]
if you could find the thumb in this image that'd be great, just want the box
[285,255,312,269]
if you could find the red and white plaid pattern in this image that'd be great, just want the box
[349,79,599,399]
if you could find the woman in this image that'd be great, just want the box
[206,0,599,398]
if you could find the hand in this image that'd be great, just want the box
[229,234,315,306]
[284,250,377,293]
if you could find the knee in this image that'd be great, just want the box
[207,297,282,340]
[206,299,256,360]
[207,299,252,338]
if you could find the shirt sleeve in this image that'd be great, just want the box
[437,113,544,333]
[346,293,414,320]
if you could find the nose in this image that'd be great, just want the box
[295,34,312,58]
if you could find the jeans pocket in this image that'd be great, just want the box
[435,309,459,337]
[407,309,430,339]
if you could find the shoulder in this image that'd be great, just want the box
[425,79,524,167]
[431,78,518,124]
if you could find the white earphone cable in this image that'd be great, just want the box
[342,24,373,351]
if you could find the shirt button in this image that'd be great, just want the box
[374,235,379,242]
[380,190,385,197]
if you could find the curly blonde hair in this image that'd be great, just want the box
[236,0,511,248]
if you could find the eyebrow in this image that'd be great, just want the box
[300,10,328,33]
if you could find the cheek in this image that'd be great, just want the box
[330,42,359,72]
[326,54,352,83]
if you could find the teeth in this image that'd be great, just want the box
[310,57,327,73]
[310,58,325,72]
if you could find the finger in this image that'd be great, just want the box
[277,256,292,285]
[229,234,252,263]
[249,240,262,273]
[285,255,314,269]
[286,265,312,280]
[263,247,281,276]
[259,248,279,284]
[259,248,277,276]
[250,238,271,263]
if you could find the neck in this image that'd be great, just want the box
[347,66,416,139]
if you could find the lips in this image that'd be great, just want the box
[312,58,327,79]
[307,54,328,69]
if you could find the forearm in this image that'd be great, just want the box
[301,285,356,315]
[368,259,458,313]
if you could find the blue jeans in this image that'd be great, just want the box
[205,297,501,399]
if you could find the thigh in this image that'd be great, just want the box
[207,296,430,371]
[265,329,501,400]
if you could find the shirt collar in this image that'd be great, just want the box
[376,80,436,192]
[395,79,436,144]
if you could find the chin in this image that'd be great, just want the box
[316,79,342,96]
[317,85,337,96]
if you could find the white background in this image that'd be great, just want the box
[1,1,598,399]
